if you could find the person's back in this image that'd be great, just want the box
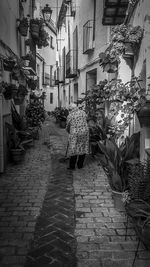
[66,104,89,169]
[69,108,88,134]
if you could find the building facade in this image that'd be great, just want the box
[56,0,108,108]
[0,0,36,172]
[34,0,58,112]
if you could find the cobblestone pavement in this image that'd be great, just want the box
[0,118,150,267]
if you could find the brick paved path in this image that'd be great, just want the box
[0,118,150,267]
[73,156,150,267]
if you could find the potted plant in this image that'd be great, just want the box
[30,18,43,39]
[2,83,14,100]
[99,44,121,73]
[58,108,69,128]
[13,85,28,105]
[97,132,140,210]
[27,78,37,90]
[18,17,29,37]
[111,24,143,58]
[3,57,17,72]
[6,122,26,163]
[25,101,45,128]
[136,100,150,127]
[36,27,50,48]
[21,51,35,61]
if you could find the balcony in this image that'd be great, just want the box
[102,0,129,25]
[66,50,77,78]
[83,20,94,54]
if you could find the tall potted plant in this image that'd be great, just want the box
[97,132,140,210]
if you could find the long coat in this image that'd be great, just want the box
[66,108,89,156]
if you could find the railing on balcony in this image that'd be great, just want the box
[83,20,94,54]
[66,50,78,78]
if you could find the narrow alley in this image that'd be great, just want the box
[0,118,150,267]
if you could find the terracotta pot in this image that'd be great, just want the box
[137,100,150,127]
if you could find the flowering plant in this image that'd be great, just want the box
[111,24,143,46]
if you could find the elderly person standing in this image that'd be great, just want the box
[66,103,89,170]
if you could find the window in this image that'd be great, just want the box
[50,36,54,49]
[50,92,53,104]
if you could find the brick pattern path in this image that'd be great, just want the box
[24,120,77,266]
[74,157,150,267]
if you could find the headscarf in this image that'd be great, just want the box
[69,103,78,111]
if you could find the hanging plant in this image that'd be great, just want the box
[25,38,32,46]
[27,78,37,90]
[21,51,35,61]
[3,57,17,72]
[99,24,143,72]
[30,18,44,39]
[2,83,18,100]
[18,17,29,37]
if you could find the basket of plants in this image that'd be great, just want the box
[18,17,29,37]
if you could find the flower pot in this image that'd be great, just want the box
[30,23,39,39]
[103,63,118,73]
[123,42,134,58]
[112,190,125,211]
[18,24,28,37]
[135,218,150,248]
[10,148,26,163]
[137,100,150,127]
[25,39,31,46]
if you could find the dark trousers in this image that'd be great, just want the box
[69,154,86,169]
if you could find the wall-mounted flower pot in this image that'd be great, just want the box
[137,100,150,127]
[18,24,28,37]
[30,22,39,39]
[103,63,118,73]
[123,42,134,58]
